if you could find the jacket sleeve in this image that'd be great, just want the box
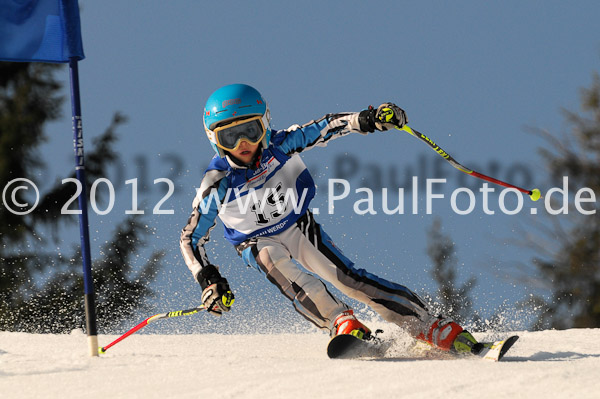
[180,169,228,282]
[272,111,371,156]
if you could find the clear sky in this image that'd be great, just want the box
[39,0,600,332]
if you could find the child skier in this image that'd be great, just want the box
[180,83,479,354]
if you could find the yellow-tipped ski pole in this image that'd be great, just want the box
[397,125,541,201]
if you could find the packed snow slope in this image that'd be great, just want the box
[1,328,599,399]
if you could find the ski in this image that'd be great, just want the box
[327,334,385,359]
[411,335,519,361]
[476,335,519,362]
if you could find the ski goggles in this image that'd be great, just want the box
[213,116,266,151]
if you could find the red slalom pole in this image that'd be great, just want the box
[99,305,205,354]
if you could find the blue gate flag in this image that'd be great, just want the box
[0,0,84,63]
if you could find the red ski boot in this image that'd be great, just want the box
[417,317,465,351]
[332,310,371,340]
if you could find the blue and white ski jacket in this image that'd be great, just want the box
[180,111,370,281]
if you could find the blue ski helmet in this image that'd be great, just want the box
[203,84,271,158]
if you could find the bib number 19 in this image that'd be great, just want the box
[251,183,287,225]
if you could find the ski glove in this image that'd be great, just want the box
[358,103,408,133]
[197,265,235,316]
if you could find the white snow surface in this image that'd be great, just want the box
[1,328,599,399]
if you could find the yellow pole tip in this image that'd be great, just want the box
[530,188,541,201]
[98,347,106,355]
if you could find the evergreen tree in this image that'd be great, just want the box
[427,218,477,326]
[530,72,600,329]
[0,62,162,333]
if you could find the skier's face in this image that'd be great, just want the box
[229,139,260,164]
